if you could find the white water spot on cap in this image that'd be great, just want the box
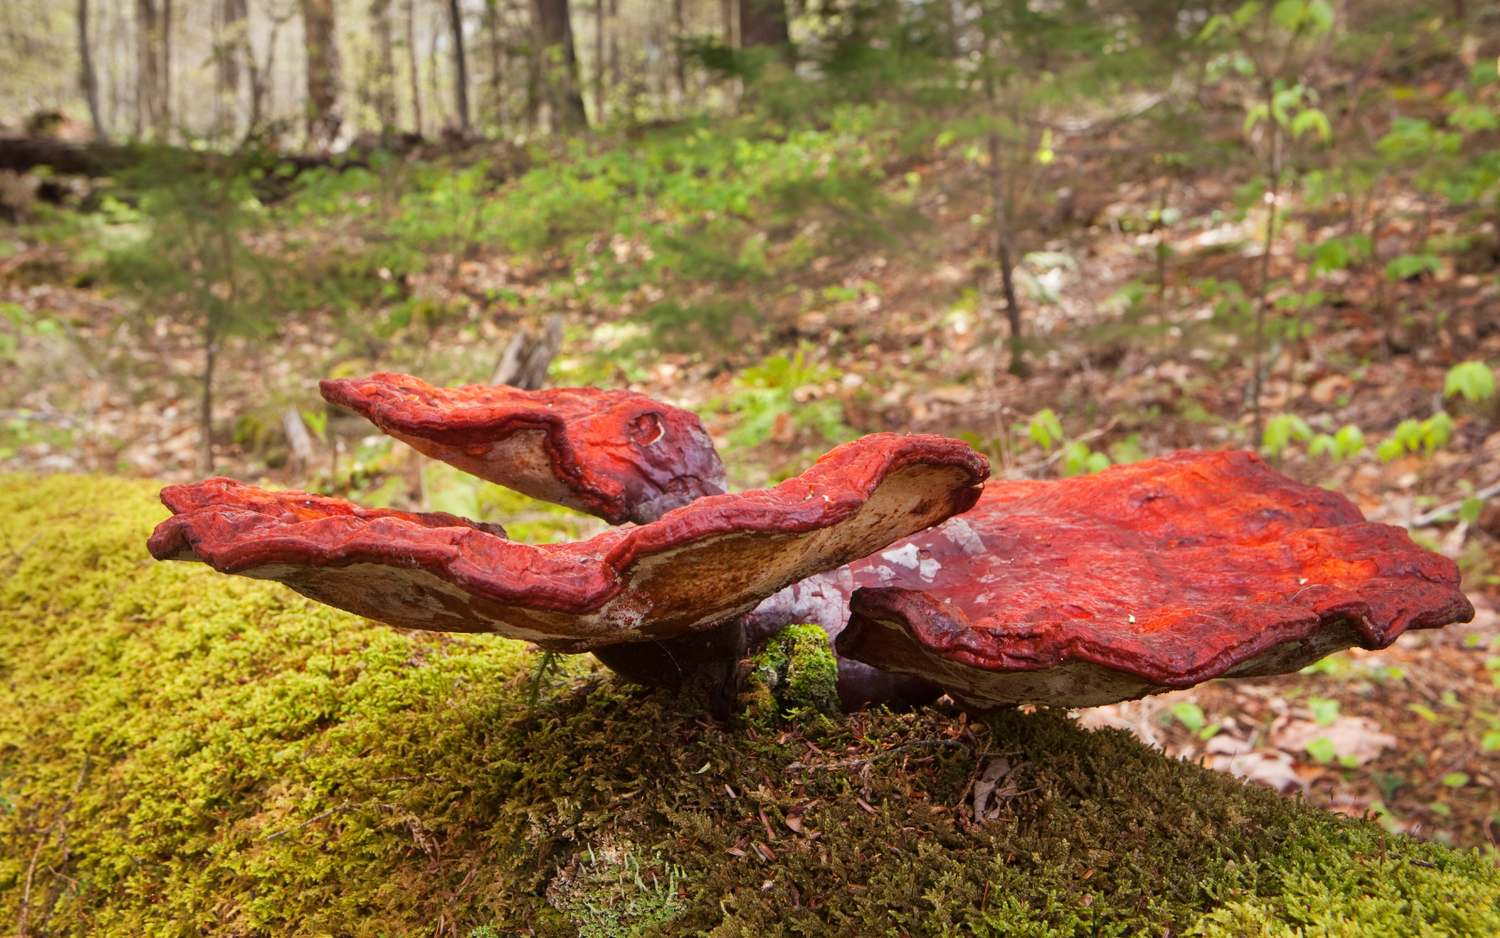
[939,517,985,555]
[880,543,921,569]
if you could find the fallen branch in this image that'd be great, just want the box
[1412,481,1500,527]
[262,802,359,841]
[18,756,88,938]
[787,739,979,772]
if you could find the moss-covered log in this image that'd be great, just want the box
[1,474,1497,936]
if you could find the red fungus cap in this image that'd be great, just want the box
[148,433,988,652]
[833,450,1474,709]
[320,373,727,524]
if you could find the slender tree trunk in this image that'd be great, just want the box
[486,0,505,128]
[217,0,248,136]
[78,0,109,142]
[135,0,159,139]
[302,0,342,149]
[593,0,605,123]
[159,0,172,139]
[200,330,218,475]
[672,0,686,114]
[1250,102,1282,447]
[738,0,789,51]
[369,0,397,132]
[407,0,425,135]
[988,130,1025,377]
[532,0,587,130]
[447,0,471,132]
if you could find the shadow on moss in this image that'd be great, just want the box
[1,474,1496,936]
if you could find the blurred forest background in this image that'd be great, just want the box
[2,0,1499,855]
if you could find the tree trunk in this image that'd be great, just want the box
[447,0,471,132]
[593,0,605,123]
[672,0,686,114]
[78,0,109,142]
[135,0,160,139]
[532,0,588,130]
[218,0,248,135]
[160,0,172,139]
[406,0,424,135]
[988,130,1026,377]
[485,0,505,128]
[738,0,789,51]
[302,0,342,149]
[369,0,398,132]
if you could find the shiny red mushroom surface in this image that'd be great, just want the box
[148,433,988,653]
[826,450,1474,708]
[320,373,727,524]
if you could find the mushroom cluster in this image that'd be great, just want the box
[149,373,1474,712]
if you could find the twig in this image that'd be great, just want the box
[18,756,88,938]
[262,801,359,841]
[1412,481,1500,527]
[787,739,984,772]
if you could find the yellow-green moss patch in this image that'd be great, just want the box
[1,474,1497,936]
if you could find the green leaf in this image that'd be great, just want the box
[1028,409,1063,451]
[1420,412,1454,453]
[1444,361,1497,403]
[1243,103,1270,135]
[1407,703,1440,722]
[1460,497,1485,525]
[1291,107,1332,142]
[1263,413,1313,456]
[1306,737,1336,763]
[1171,702,1205,733]
[1482,730,1500,752]
[1442,772,1470,788]
[1385,253,1441,281]
[1309,697,1340,727]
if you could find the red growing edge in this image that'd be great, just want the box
[148,433,989,653]
[834,450,1475,709]
[319,373,728,524]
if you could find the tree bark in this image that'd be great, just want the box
[485,0,506,128]
[160,0,172,138]
[78,0,109,142]
[532,0,588,130]
[406,0,424,135]
[135,0,160,139]
[302,0,342,149]
[987,130,1026,377]
[593,0,605,123]
[369,0,398,132]
[738,0,789,51]
[447,0,471,132]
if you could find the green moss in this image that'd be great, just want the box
[750,623,841,717]
[1,474,1496,937]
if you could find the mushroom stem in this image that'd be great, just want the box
[590,619,747,718]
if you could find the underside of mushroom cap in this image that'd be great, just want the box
[148,433,988,653]
[319,373,728,524]
[834,450,1475,709]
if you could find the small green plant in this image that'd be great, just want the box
[717,349,853,450]
[1026,409,1064,451]
[1262,413,1312,457]
[1062,442,1110,477]
[1445,361,1497,404]
[1376,413,1455,461]
[1307,424,1365,462]
[1308,697,1340,727]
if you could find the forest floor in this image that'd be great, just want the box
[2,85,1498,857]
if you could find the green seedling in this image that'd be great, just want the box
[1445,361,1497,403]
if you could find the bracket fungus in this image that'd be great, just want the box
[149,375,1472,714]
[148,427,988,655]
[319,374,729,524]
[829,451,1474,709]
